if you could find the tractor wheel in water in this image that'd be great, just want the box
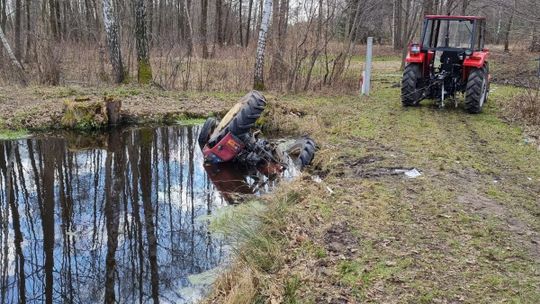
[465,66,488,114]
[198,117,218,149]
[401,63,423,106]
[209,91,267,146]
[286,137,316,170]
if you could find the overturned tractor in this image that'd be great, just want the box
[198,91,316,173]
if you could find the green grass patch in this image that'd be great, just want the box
[0,129,30,140]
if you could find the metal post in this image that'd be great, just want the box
[362,37,373,96]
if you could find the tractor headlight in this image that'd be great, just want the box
[464,49,473,56]
[411,44,421,54]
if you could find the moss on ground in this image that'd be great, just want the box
[206,61,540,303]
[137,59,153,84]
[0,129,29,140]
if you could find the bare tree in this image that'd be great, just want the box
[216,0,224,46]
[504,0,516,52]
[102,0,124,83]
[135,0,152,83]
[183,0,194,55]
[254,0,273,90]
[201,0,209,58]
[246,0,255,46]
[0,25,27,85]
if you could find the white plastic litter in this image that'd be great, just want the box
[404,168,422,179]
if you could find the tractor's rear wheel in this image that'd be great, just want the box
[465,67,488,114]
[208,91,266,147]
[401,63,423,107]
[198,117,218,149]
[227,91,266,137]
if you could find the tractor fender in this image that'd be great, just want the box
[463,52,488,68]
[405,52,425,64]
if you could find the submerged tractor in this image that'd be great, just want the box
[401,15,490,113]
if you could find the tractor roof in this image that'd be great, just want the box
[425,15,486,21]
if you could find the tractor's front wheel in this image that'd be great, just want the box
[465,67,488,114]
[401,63,423,107]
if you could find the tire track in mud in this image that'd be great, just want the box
[433,111,540,260]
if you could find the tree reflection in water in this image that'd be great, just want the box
[0,125,284,304]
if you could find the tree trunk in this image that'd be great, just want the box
[253,0,272,90]
[246,0,254,46]
[135,0,152,83]
[102,0,124,83]
[183,0,193,55]
[239,0,244,46]
[0,26,27,85]
[495,8,502,44]
[201,0,209,58]
[0,0,6,30]
[531,1,540,52]
[25,0,31,62]
[216,0,223,46]
[14,0,21,60]
[461,0,469,15]
[504,4,515,52]
[269,0,288,83]
[54,0,62,39]
[423,0,434,14]
[394,0,402,49]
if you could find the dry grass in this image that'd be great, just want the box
[0,41,399,93]
[205,58,540,303]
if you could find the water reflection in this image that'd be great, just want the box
[0,125,285,304]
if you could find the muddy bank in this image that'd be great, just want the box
[0,86,237,130]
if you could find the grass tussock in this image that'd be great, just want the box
[504,86,540,126]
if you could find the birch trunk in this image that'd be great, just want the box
[253,0,272,90]
[135,0,152,83]
[102,0,124,83]
[183,0,193,55]
[0,26,27,85]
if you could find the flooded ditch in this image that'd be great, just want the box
[0,125,295,303]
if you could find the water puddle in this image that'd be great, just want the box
[0,125,294,303]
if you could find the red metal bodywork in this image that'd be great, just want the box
[425,15,485,20]
[463,51,488,68]
[203,132,245,163]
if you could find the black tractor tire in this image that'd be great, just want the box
[482,63,490,103]
[198,117,218,149]
[208,91,267,147]
[286,137,316,170]
[227,91,266,137]
[465,67,488,114]
[401,63,423,106]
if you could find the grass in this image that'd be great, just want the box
[0,129,29,140]
[207,59,540,303]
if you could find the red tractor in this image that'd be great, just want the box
[402,15,490,113]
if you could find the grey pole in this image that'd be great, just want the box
[362,37,373,96]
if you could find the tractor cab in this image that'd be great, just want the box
[402,15,490,113]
